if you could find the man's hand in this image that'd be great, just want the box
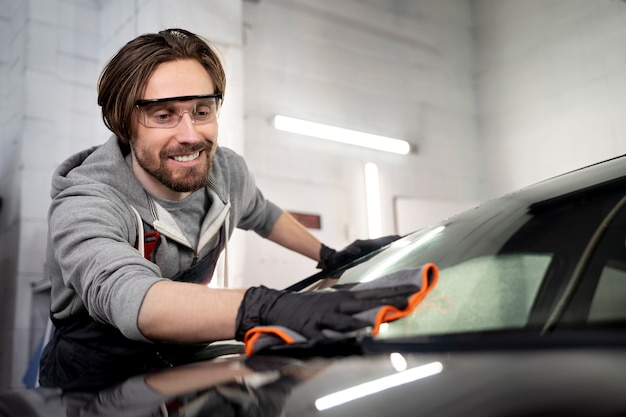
[235,284,417,341]
[317,235,401,270]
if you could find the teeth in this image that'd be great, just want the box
[173,152,200,162]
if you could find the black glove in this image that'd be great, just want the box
[235,285,418,341]
[317,235,401,270]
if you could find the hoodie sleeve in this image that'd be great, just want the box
[48,184,165,342]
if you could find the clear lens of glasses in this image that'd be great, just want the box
[137,96,221,128]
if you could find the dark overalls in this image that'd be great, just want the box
[39,219,228,391]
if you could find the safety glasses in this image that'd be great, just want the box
[135,93,222,128]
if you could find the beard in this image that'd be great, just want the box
[130,140,215,193]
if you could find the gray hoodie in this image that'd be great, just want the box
[46,135,282,342]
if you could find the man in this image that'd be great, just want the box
[39,28,406,390]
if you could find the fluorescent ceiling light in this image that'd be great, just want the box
[315,361,443,411]
[273,115,411,155]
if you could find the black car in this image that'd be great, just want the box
[2,155,626,416]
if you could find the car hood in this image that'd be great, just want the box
[1,343,625,417]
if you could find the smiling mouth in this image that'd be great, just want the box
[171,151,201,162]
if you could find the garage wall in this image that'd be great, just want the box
[476,0,626,197]
[0,0,25,392]
[0,0,104,390]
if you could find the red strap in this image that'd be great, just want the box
[135,231,159,261]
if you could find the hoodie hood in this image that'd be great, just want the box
[51,135,155,221]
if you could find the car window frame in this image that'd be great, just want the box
[552,194,626,330]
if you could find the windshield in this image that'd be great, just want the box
[339,227,550,338]
[314,166,626,339]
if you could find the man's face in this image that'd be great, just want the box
[131,59,219,200]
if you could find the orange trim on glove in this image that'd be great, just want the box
[243,326,297,356]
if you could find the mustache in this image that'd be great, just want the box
[160,142,213,158]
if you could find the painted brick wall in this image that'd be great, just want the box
[476,0,626,197]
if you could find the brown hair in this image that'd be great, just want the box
[97,28,226,143]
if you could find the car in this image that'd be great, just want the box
[1,155,626,416]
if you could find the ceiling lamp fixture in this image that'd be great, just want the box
[273,115,411,155]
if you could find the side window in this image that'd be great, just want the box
[588,265,626,322]
[568,196,626,325]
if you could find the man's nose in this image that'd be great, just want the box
[175,111,202,141]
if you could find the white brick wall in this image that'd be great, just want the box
[476,0,626,197]
[0,0,27,389]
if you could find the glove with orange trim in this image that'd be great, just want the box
[317,235,401,270]
[235,284,417,342]
[237,263,439,355]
